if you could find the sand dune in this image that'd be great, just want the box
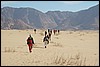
[1,30,99,66]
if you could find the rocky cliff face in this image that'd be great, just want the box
[46,4,99,30]
[1,4,99,30]
[1,7,57,29]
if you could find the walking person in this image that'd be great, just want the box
[58,30,60,34]
[53,29,56,35]
[34,29,36,34]
[45,31,47,36]
[55,29,57,34]
[48,29,50,34]
[48,31,52,41]
[27,34,35,53]
[43,35,49,48]
[50,29,52,34]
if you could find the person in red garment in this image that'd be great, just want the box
[27,34,35,53]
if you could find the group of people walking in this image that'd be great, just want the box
[27,29,60,53]
[53,29,60,35]
[43,29,52,48]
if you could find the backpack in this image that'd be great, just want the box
[44,37,48,41]
[45,37,49,44]
[27,37,33,44]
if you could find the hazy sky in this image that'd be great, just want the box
[1,1,99,13]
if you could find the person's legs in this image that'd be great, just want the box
[30,44,33,52]
[28,44,32,53]
[49,36,51,41]
[34,31,36,34]
[28,45,31,52]
[54,32,55,35]
[44,41,47,48]
[45,46,46,48]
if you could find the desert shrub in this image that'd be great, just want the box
[4,47,16,52]
[52,53,94,66]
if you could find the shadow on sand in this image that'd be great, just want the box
[34,46,44,49]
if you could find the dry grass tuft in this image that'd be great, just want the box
[4,47,16,52]
[52,53,93,66]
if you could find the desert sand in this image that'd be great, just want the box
[1,29,99,66]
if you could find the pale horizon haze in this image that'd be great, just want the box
[1,1,99,13]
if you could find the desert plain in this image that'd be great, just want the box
[1,29,99,66]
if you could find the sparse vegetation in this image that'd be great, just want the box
[1,30,98,66]
[52,53,96,66]
[4,47,16,52]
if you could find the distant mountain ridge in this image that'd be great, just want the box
[1,4,99,30]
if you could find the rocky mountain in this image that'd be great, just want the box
[46,4,99,30]
[1,4,99,30]
[1,7,57,30]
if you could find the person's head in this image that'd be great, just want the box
[29,34,31,37]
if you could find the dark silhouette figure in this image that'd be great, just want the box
[45,31,47,36]
[58,30,60,34]
[34,29,36,34]
[48,29,50,34]
[48,31,52,41]
[43,35,49,48]
[27,34,35,53]
[53,30,56,35]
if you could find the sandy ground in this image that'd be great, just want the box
[1,29,99,66]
